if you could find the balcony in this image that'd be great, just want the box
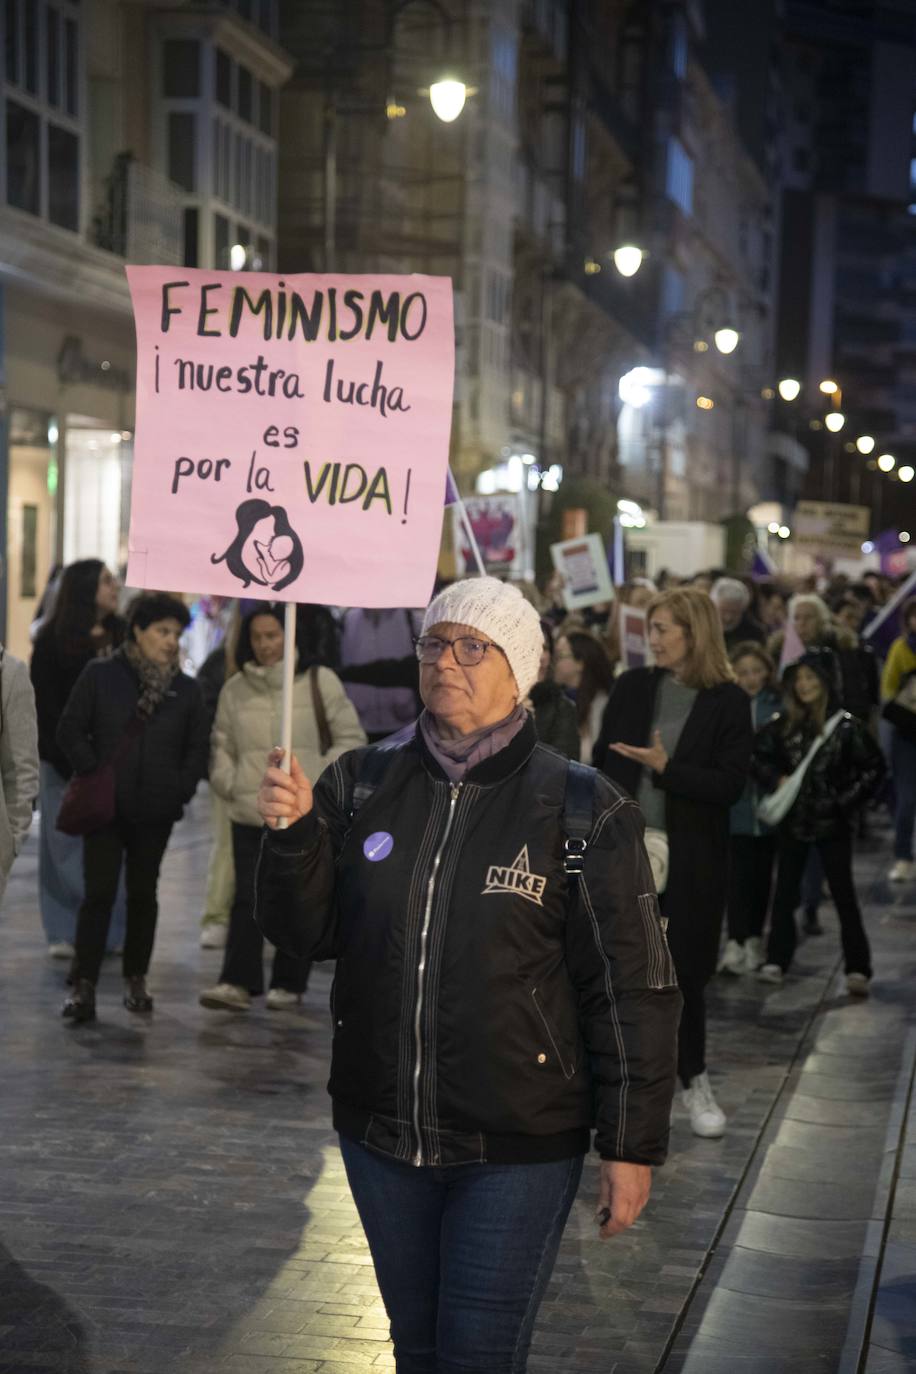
[91,154,184,265]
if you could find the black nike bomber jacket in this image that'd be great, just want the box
[255,717,681,1167]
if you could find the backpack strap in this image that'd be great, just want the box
[350,741,400,817]
[562,759,595,879]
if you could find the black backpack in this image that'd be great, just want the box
[349,744,596,887]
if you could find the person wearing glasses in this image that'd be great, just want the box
[254,576,680,1374]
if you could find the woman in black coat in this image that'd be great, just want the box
[593,588,753,1139]
[30,559,126,957]
[57,593,209,1023]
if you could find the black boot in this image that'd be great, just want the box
[123,976,153,1013]
[62,979,96,1023]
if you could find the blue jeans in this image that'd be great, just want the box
[339,1136,584,1373]
[891,730,916,861]
[38,763,126,950]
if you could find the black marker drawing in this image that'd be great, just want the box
[211,499,304,592]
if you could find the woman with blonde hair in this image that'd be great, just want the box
[593,588,753,1138]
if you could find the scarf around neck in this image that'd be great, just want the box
[122,641,180,719]
[420,704,527,783]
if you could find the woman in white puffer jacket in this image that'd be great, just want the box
[200,604,365,1011]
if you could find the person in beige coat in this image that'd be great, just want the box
[200,604,365,1010]
[0,646,39,905]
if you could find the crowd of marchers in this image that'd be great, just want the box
[1,554,915,1372]
[0,561,913,1116]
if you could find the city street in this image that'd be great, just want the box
[1,792,914,1374]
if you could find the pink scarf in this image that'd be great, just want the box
[419,705,527,782]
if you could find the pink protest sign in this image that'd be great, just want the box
[125,267,454,606]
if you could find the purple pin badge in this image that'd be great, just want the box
[363,831,394,863]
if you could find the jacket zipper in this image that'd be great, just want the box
[412,782,462,1166]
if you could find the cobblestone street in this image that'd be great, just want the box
[1,791,914,1373]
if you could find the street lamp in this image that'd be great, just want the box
[714,327,740,355]
[778,525,791,539]
[613,245,644,278]
[899,465,915,483]
[824,411,845,433]
[778,378,801,401]
[820,379,839,395]
[618,366,657,409]
[856,435,875,455]
[429,77,468,122]
[878,453,896,472]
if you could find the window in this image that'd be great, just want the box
[256,234,270,269]
[214,211,229,268]
[23,0,38,93]
[6,100,40,214]
[665,137,693,216]
[216,47,232,108]
[237,64,252,122]
[220,121,231,201]
[47,122,78,228]
[242,139,252,216]
[258,80,272,136]
[46,4,59,104]
[5,0,18,83]
[168,110,196,190]
[257,0,274,37]
[183,206,198,266]
[63,16,77,114]
[162,39,200,98]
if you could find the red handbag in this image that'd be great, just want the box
[56,716,146,837]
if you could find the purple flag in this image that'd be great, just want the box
[862,567,916,659]
[751,547,777,579]
[779,618,806,675]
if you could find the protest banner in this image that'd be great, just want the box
[620,604,652,668]
[550,533,614,612]
[452,495,528,578]
[125,267,455,608]
[793,501,870,558]
[126,267,455,811]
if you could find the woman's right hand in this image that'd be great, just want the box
[257,748,314,829]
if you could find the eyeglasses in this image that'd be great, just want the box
[414,635,504,667]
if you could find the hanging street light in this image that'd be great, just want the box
[429,78,469,122]
[899,465,915,483]
[613,245,644,278]
[820,379,839,395]
[777,378,801,401]
[824,411,845,433]
[856,435,876,455]
[878,453,896,472]
[713,326,740,355]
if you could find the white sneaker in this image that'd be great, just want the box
[200,923,228,949]
[846,972,870,998]
[681,1071,726,1138]
[199,982,250,1011]
[266,988,302,1010]
[744,936,764,972]
[889,859,915,883]
[718,939,745,976]
[48,942,75,960]
[758,963,783,984]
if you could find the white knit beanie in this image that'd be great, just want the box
[422,577,543,700]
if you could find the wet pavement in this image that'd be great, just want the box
[0,791,913,1373]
